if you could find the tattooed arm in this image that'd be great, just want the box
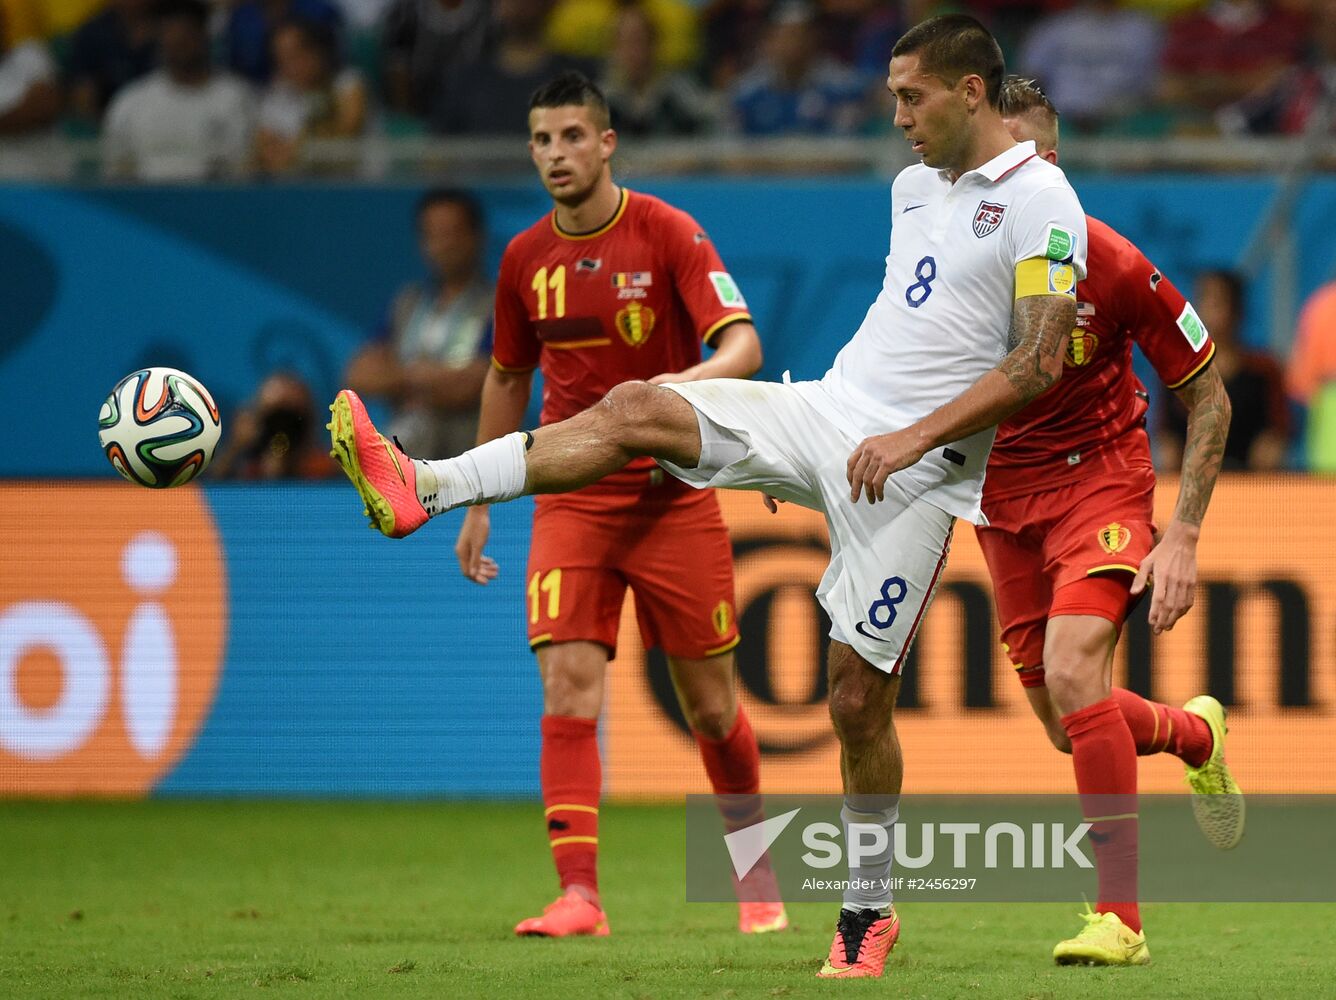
[847,293,1076,503]
[1169,365,1231,526]
[1131,364,1231,632]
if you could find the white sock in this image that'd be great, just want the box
[842,903,894,918]
[413,432,528,516]
[841,796,899,913]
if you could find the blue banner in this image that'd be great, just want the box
[1,176,1328,477]
[164,487,544,795]
[0,482,544,797]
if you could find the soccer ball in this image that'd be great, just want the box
[98,367,222,488]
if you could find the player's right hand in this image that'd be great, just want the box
[761,493,785,514]
[455,507,499,585]
[1131,518,1198,633]
[847,430,926,504]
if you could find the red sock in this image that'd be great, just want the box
[1110,688,1212,767]
[695,707,765,830]
[540,715,601,903]
[1061,697,1141,933]
[694,704,769,822]
[695,707,761,799]
[694,707,777,901]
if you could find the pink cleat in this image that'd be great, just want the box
[739,900,789,934]
[816,906,900,978]
[514,889,610,938]
[327,389,429,538]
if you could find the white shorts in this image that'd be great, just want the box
[658,378,955,673]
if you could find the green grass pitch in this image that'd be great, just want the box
[0,801,1329,998]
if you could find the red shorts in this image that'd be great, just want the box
[976,465,1155,685]
[525,475,740,660]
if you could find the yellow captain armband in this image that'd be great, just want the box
[1015,256,1077,300]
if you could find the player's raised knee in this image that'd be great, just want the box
[597,381,672,426]
[595,381,700,462]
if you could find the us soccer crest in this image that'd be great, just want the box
[1098,522,1132,555]
[973,201,1006,238]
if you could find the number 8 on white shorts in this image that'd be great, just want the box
[820,483,955,675]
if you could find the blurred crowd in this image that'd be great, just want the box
[2,0,1336,179]
[4,0,1330,475]
[213,187,495,480]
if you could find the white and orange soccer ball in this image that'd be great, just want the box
[98,367,222,488]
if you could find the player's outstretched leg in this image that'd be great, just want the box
[817,643,903,978]
[669,656,788,934]
[328,382,702,538]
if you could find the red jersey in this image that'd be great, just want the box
[493,188,751,416]
[492,188,751,500]
[985,216,1215,502]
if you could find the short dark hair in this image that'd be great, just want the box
[153,0,209,27]
[416,188,484,233]
[892,15,1005,108]
[528,70,611,131]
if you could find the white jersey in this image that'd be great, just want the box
[103,71,257,181]
[795,140,1087,523]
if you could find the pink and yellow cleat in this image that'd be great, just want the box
[514,889,610,938]
[738,900,789,934]
[327,389,429,539]
[816,906,900,978]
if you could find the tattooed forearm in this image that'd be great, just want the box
[997,295,1076,402]
[1172,364,1231,526]
[893,293,1074,451]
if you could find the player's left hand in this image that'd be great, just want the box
[1131,519,1200,634]
[455,506,500,586]
[846,431,926,504]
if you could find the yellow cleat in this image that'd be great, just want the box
[1053,907,1149,966]
[1183,695,1245,850]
